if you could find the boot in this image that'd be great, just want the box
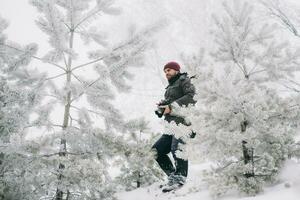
[162,173,186,193]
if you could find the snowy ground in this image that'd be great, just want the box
[116,160,300,200]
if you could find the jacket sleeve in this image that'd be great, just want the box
[173,77,196,107]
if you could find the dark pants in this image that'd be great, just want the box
[152,134,188,177]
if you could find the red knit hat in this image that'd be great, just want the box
[163,61,181,71]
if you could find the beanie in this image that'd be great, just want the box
[163,61,180,71]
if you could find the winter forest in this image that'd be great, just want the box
[1,0,300,199]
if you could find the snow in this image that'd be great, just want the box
[116,160,300,200]
[1,0,300,199]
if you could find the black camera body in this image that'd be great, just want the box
[154,99,170,118]
[155,107,165,118]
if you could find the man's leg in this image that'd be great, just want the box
[151,134,175,176]
[160,135,188,192]
[171,136,188,178]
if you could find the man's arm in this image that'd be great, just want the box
[173,77,196,107]
[163,77,196,117]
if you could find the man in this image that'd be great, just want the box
[152,61,196,192]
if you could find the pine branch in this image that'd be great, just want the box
[287,78,300,87]
[66,151,93,156]
[45,72,67,81]
[71,34,144,72]
[71,56,105,72]
[232,52,248,78]
[71,72,85,84]
[70,76,102,103]
[267,104,300,119]
[215,159,243,173]
[23,123,64,129]
[62,52,68,67]
[265,3,299,37]
[40,152,60,157]
[281,83,300,93]
[1,43,67,72]
[73,7,103,31]
[41,94,61,100]
[70,105,104,117]
[71,43,146,102]
[248,69,267,76]
[61,20,72,32]
[39,151,93,158]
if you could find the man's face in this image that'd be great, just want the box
[164,68,178,80]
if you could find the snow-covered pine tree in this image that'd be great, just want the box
[261,0,300,160]
[176,0,300,197]
[0,15,46,199]
[0,0,162,199]
[114,118,164,191]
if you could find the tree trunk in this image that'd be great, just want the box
[55,27,74,200]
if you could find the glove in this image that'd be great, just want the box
[189,130,196,138]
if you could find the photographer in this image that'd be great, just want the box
[152,61,196,192]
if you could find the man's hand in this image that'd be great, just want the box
[163,105,171,115]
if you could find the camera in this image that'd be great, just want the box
[155,106,166,118]
[154,100,170,118]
